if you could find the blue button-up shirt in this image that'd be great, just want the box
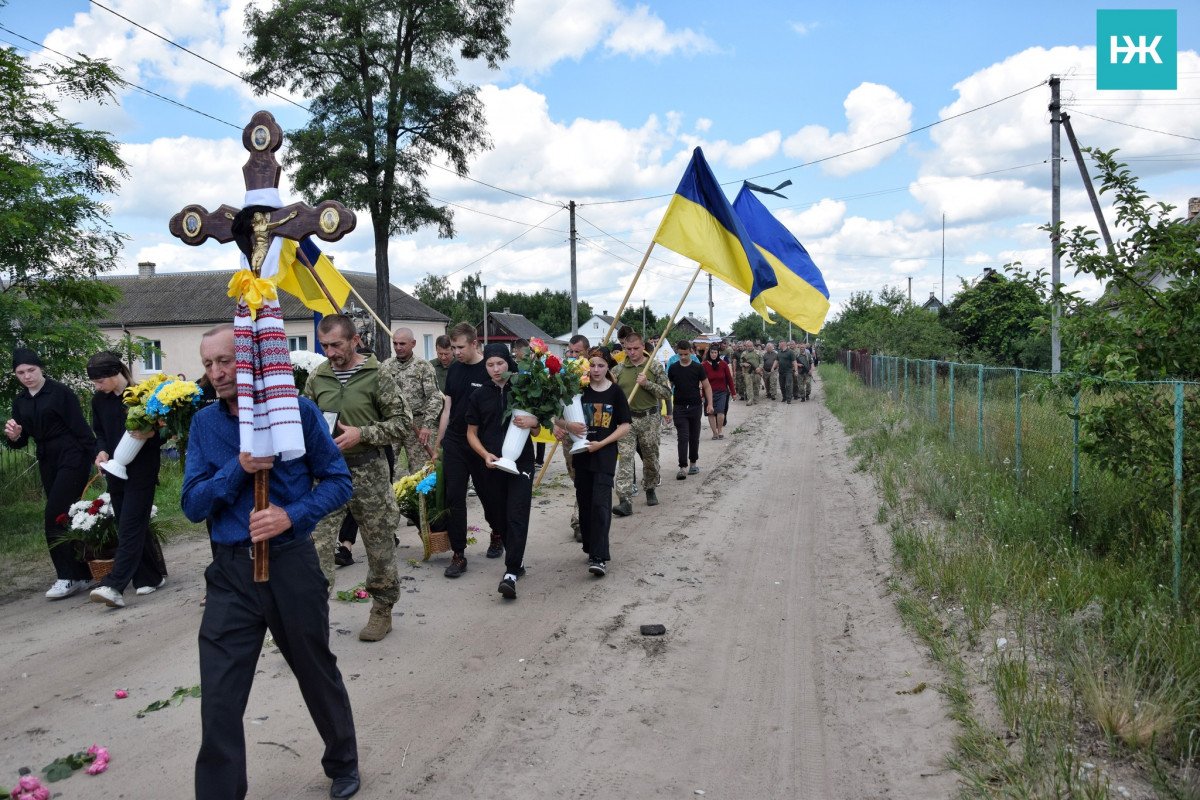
[181,396,352,545]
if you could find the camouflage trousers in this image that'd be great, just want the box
[766,371,780,400]
[735,370,746,398]
[312,455,400,605]
[399,438,433,478]
[743,370,761,405]
[616,412,661,502]
[797,372,812,400]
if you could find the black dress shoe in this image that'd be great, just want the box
[330,771,360,799]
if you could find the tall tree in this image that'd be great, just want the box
[940,270,1050,368]
[0,22,127,402]
[243,0,513,350]
[818,287,956,359]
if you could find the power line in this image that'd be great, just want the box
[87,0,309,112]
[582,80,1049,207]
[442,207,565,277]
[428,195,568,231]
[0,23,242,130]
[1067,110,1200,142]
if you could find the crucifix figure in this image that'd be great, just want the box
[169,110,357,581]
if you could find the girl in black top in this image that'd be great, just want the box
[465,343,541,599]
[555,347,630,577]
[4,348,96,597]
[87,351,166,608]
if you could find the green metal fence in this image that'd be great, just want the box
[841,350,1197,605]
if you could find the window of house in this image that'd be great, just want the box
[288,335,308,351]
[423,334,433,359]
[140,341,162,373]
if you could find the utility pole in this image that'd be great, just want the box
[569,200,578,335]
[907,276,912,302]
[708,273,714,333]
[482,283,488,347]
[941,213,945,304]
[642,299,647,338]
[1050,76,1062,373]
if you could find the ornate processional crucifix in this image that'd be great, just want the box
[168,110,357,581]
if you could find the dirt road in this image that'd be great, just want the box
[0,379,957,798]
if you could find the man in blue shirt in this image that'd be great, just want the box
[182,324,361,800]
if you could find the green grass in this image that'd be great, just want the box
[0,457,206,581]
[824,364,1200,798]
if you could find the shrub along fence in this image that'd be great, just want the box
[839,350,1197,607]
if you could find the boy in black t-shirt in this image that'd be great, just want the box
[555,347,630,577]
[666,340,713,480]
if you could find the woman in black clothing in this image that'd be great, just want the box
[464,343,541,599]
[86,351,166,608]
[4,348,96,598]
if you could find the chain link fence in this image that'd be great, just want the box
[839,350,1198,605]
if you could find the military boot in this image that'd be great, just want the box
[359,600,393,642]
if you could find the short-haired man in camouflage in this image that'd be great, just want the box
[763,342,779,400]
[731,341,745,399]
[611,327,672,516]
[796,344,813,402]
[305,315,412,642]
[776,341,796,404]
[384,327,443,476]
[429,334,453,393]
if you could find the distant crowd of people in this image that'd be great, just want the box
[4,324,818,800]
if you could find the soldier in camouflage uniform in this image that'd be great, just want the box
[763,342,779,400]
[776,341,796,404]
[305,315,412,642]
[741,341,763,405]
[429,334,453,393]
[611,328,672,516]
[731,341,745,399]
[796,344,813,402]
[384,327,443,475]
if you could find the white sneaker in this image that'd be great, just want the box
[90,585,125,608]
[46,579,88,600]
[135,578,167,596]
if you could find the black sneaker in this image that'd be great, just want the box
[497,575,517,598]
[444,553,468,578]
[486,533,504,558]
[334,545,354,567]
[676,469,687,480]
[588,559,607,577]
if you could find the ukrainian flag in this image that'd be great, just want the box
[733,185,831,334]
[653,148,777,318]
[277,237,351,316]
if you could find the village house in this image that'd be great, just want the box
[96,261,448,379]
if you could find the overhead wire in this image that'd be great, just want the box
[441,206,565,278]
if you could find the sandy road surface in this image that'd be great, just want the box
[0,379,957,799]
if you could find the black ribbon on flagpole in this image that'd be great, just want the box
[744,179,792,199]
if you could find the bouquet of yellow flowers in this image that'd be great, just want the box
[124,375,204,441]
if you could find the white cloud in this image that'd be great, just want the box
[928,47,1200,178]
[789,21,818,36]
[776,200,846,239]
[604,5,717,58]
[680,131,781,170]
[909,176,1047,224]
[782,82,913,176]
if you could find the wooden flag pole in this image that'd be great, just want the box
[252,473,270,581]
[292,248,438,462]
[626,263,703,405]
[600,241,656,345]
[533,447,556,489]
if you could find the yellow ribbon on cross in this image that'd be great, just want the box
[227,269,278,319]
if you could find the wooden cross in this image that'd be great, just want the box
[169,110,356,265]
[168,110,358,581]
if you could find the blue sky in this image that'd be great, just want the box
[4,0,1198,334]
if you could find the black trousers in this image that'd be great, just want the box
[443,435,491,554]
[39,450,92,581]
[196,537,357,800]
[780,370,794,401]
[575,466,614,562]
[102,466,165,593]
[476,461,533,575]
[674,403,703,467]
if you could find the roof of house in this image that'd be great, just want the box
[674,315,711,335]
[94,270,448,327]
[480,312,566,344]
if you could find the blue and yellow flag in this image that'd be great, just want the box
[733,185,831,334]
[277,237,351,316]
[652,148,777,318]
